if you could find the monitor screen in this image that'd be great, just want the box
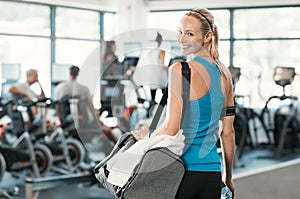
[52,64,71,83]
[100,81,124,102]
[123,57,139,68]
[2,63,20,81]
[104,86,120,98]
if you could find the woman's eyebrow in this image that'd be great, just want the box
[183,29,195,32]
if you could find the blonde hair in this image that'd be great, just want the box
[187,8,229,79]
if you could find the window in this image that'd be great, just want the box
[55,39,100,66]
[234,7,300,38]
[0,2,108,101]
[0,35,51,96]
[148,11,186,34]
[218,41,230,67]
[0,1,50,36]
[233,40,300,107]
[232,7,300,108]
[211,10,230,39]
[56,7,100,39]
[104,13,119,40]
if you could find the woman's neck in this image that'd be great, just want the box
[192,53,211,59]
[193,48,211,58]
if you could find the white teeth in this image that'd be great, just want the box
[181,46,189,48]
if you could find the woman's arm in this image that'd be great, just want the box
[132,62,183,139]
[155,62,183,136]
[220,71,236,198]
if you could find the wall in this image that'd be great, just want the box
[147,0,300,10]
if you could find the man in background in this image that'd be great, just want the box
[9,69,45,116]
[55,65,91,124]
[55,65,117,143]
[9,69,45,101]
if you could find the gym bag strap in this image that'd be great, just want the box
[149,61,190,133]
[94,62,191,199]
[148,87,168,133]
[180,61,191,120]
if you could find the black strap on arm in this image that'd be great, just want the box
[225,106,236,116]
[149,62,191,133]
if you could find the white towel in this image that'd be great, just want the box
[106,130,185,187]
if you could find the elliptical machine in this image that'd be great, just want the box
[263,66,300,158]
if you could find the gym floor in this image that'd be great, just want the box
[1,146,300,199]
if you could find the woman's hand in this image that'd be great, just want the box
[222,179,235,198]
[132,127,149,140]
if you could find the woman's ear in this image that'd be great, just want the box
[204,31,213,43]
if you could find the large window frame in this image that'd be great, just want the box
[232,6,300,108]
[0,0,116,98]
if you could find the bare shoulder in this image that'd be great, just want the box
[170,62,181,71]
[169,62,182,72]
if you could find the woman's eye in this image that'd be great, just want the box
[187,33,193,36]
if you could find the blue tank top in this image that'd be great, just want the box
[181,56,224,172]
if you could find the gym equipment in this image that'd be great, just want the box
[28,97,86,174]
[0,99,53,178]
[68,97,117,161]
[232,66,300,158]
[227,66,257,161]
[258,66,299,158]
[271,67,299,157]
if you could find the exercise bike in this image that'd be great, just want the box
[19,97,86,174]
[0,99,53,178]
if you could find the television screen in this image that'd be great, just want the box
[100,80,124,102]
[104,86,120,98]
[123,57,139,68]
[52,64,71,83]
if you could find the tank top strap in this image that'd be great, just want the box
[191,56,221,75]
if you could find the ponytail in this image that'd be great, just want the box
[210,24,230,80]
[210,24,219,61]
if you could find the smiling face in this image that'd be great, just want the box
[178,15,204,56]
[178,14,213,57]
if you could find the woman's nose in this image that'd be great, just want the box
[178,34,186,43]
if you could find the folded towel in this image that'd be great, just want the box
[106,130,185,187]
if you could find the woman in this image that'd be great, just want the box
[103,40,122,77]
[134,8,235,199]
[132,32,168,103]
[149,32,167,102]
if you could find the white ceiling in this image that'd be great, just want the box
[146,0,300,10]
[19,0,300,11]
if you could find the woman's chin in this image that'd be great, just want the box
[181,50,189,56]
